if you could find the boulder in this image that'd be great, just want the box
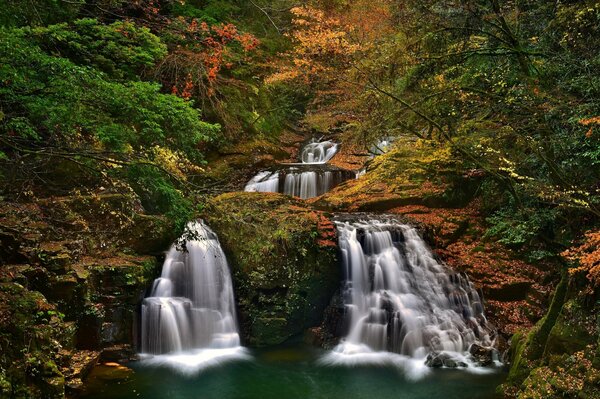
[425,352,469,368]
[469,343,497,366]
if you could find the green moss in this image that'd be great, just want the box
[544,300,595,357]
[505,272,569,387]
[503,268,600,398]
[205,192,340,346]
[0,283,72,398]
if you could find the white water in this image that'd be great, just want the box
[370,137,395,156]
[245,170,346,199]
[322,219,496,378]
[301,139,339,164]
[245,171,280,194]
[244,139,349,199]
[140,221,248,373]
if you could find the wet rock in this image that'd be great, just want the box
[426,352,469,368]
[426,352,454,368]
[85,363,133,382]
[425,353,445,368]
[316,291,348,347]
[469,343,496,366]
[61,350,100,396]
[304,327,325,347]
[100,345,135,363]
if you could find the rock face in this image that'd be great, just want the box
[0,194,174,397]
[205,192,341,346]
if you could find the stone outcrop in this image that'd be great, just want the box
[205,192,341,346]
[0,194,174,397]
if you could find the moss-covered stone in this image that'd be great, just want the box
[501,272,600,398]
[0,194,169,397]
[204,192,340,347]
[312,137,464,212]
[78,255,157,349]
[544,299,595,357]
[0,283,73,399]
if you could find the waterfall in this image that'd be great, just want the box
[245,168,352,199]
[245,171,280,194]
[244,139,351,199]
[370,137,395,156]
[301,139,339,164]
[322,218,496,378]
[139,221,249,373]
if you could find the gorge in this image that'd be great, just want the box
[1,1,598,398]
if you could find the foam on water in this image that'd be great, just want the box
[301,139,339,164]
[138,347,251,376]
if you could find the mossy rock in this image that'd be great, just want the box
[312,138,465,212]
[543,299,595,357]
[76,255,157,348]
[0,283,73,398]
[204,192,340,347]
[503,272,600,398]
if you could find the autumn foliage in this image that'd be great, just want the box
[562,231,600,286]
[267,6,359,84]
[162,19,260,99]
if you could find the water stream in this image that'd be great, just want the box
[301,139,339,164]
[139,221,249,374]
[82,343,504,399]
[91,141,505,398]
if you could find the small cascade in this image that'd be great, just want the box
[322,217,496,377]
[245,138,351,199]
[245,167,353,199]
[369,137,396,156]
[301,139,339,164]
[139,221,248,373]
[245,171,280,194]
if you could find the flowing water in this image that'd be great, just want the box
[244,139,351,199]
[101,142,505,398]
[301,139,339,164]
[139,221,248,373]
[244,167,353,199]
[323,218,497,376]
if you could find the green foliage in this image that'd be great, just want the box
[170,0,240,22]
[342,0,600,253]
[0,0,81,27]
[485,205,558,249]
[0,25,218,155]
[125,165,194,233]
[31,18,168,80]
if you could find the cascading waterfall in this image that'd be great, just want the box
[322,218,496,378]
[139,221,249,373]
[245,171,280,194]
[245,139,351,199]
[301,139,339,164]
[245,168,351,199]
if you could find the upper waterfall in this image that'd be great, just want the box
[322,217,497,378]
[244,138,351,199]
[301,139,339,164]
[139,221,249,373]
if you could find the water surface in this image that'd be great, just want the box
[82,344,505,399]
